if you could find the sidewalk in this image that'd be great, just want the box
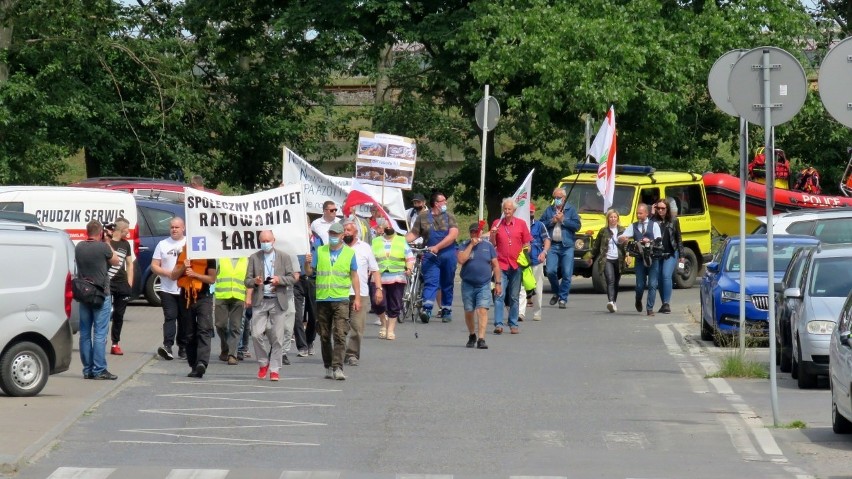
[0,304,164,474]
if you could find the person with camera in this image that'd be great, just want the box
[618,204,662,316]
[245,230,299,381]
[590,209,626,313]
[653,198,685,314]
[75,220,120,380]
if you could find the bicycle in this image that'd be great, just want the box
[400,245,430,323]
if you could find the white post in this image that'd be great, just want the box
[478,85,490,221]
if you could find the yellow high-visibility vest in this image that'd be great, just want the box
[316,245,355,300]
[372,235,406,273]
[214,257,248,301]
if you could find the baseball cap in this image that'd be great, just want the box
[468,223,480,232]
[529,203,536,213]
[412,193,426,202]
[329,222,344,234]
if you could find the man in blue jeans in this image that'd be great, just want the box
[540,187,581,309]
[75,220,120,380]
[458,223,501,349]
[489,199,532,334]
[618,204,662,316]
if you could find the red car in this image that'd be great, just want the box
[69,177,219,201]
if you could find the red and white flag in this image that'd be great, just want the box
[342,187,406,234]
[588,106,617,212]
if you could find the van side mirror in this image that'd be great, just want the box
[706,262,719,273]
[783,287,803,299]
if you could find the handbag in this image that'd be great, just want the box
[72,277,106,307]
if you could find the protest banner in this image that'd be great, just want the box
[183,186,309,262]
[282,147,407,219]
[355,131,417,190]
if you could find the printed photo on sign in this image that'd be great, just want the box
[354,130,417,191]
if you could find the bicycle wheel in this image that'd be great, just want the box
[415,273,428,323]
[400,278,415,323]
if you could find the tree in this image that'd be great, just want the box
[348,0,820,220]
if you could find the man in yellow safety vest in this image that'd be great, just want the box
[215,256,248,365]
[305,222,360,381]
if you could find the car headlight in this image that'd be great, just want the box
[806,320,835,335]
[575,238,585,250]
[721,291,746,302]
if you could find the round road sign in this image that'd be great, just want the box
[475,96,501,132]
[728,46,807,126]
[819,36,852,129]
[708,49,748,117]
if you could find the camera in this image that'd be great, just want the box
[263,276,273,285]
[627,238,664,267]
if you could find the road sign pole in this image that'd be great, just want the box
[761,49,780,426]
[738,117,748,355]
[479,85,490,221]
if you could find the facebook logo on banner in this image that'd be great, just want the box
[192,236,207,252]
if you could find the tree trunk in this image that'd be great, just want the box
[375,44,393,105]
[0,0,15,84]
[84,147,101,178]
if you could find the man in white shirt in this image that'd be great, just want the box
[617,203,662,316]
[311,201,339,245]
[405,193,427,231]
[152,217,188,360]
[342,219,382,366]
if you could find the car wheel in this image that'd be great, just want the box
[0,341,49,397]
[832,381,852,434]
[701,316,714,341]
[674,248,698,289]
[796,340,817,389]
[779,333,792,373]
[591,260,606,294]
[144,274,162,307]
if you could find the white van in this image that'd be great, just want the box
[0,221,76,396]
[0,186,138,244]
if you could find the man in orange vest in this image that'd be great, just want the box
[173,248,217,378]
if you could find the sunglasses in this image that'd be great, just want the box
[326,208,338,212]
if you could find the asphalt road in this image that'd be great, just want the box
[9,276,852,479]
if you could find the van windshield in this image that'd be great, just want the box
[562,183,635,215]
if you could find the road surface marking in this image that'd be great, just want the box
[47,468,115,479]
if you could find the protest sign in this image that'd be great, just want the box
[183,186,309,261]
[282,147,407,219]
[355,131,417,190]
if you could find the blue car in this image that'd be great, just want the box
[699,234,820,345]
[132,196,186,306]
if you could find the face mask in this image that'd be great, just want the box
[440,204,447,213]
[343,235,354,245]
[554,198,564,207]
[261,242,273,253]
[329,237,341,246]
[384,228,395,236]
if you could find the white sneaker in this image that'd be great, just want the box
[532,314,542,321]
[325,368,333,379]
[333,367,346,380]
[607,302,615,313]
[372,318,382,326]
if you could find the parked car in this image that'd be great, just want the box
[699,234,820,345]
[134,195,185,306]
[781,245,852,388]
[829,290,852,433]
[0,211,40,224]
[774,245,819,373]
[69,177,219,202]
[753,208,852,243]
[0,221,76,396]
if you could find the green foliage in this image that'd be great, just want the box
[774,420,807,429]
[707,350,769,379]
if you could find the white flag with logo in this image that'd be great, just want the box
[588,106,617,212]
[510,169,534,227]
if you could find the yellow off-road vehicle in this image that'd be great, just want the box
[557,164,713,293]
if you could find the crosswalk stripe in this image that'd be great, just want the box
[47,468,115,479]
[279,472,341,479]
[164,470,229,479]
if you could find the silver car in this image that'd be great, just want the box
[785,244,852,388]
[829,290,852,433]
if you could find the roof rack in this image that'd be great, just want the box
[574,163,655,175]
